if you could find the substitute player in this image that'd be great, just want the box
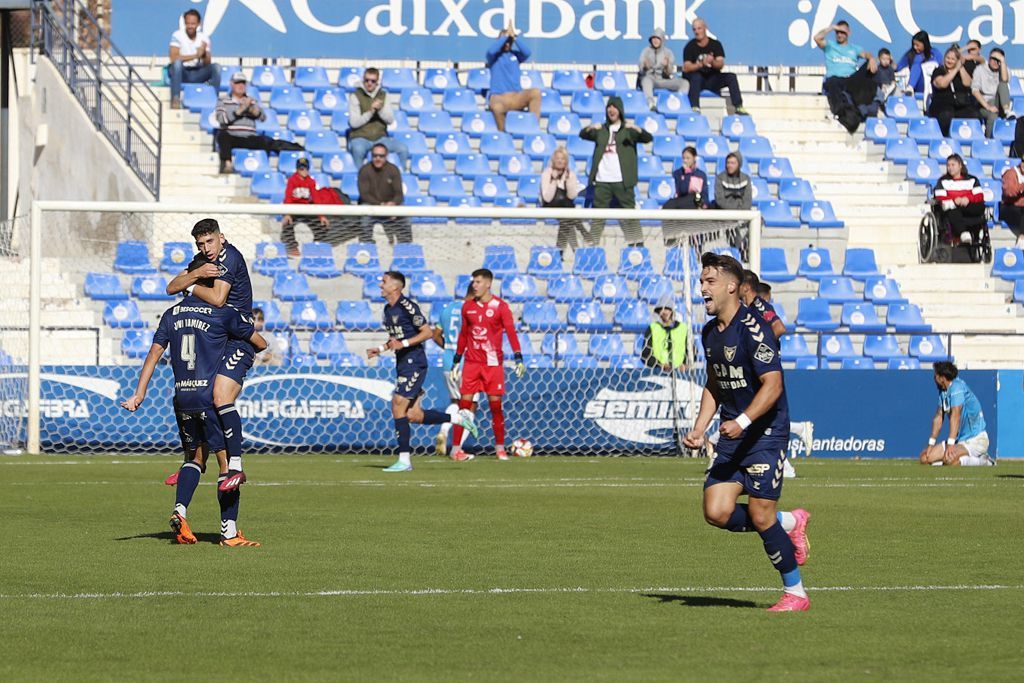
[166,219,254,490]
[683,253,811,612]
[919,361,993,466]
[121,289,267,547]
[367,271,477,472]
[450,268,526,462]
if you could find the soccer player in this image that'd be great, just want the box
[683,252,811,612]
[919,361,993,466]
[166,219,254,491]
[367,271,477,472]
[431,285,476,457]
[121,287,268,547]
[450,268,526,461]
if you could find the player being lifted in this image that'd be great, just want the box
[367,271,477,473]
[919,361,994,466]
[450,268,526,462]
[683,253,811,612]
[166,219,254,491]
[122,268,268,547]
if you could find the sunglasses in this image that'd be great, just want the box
[364,78,378,84]
[371,153,387,158]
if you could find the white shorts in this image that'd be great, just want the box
[959,432,992,465]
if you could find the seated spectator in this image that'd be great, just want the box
[682,17,747,115]
[665,146,708,210]
[638,28,688,111]
[814,21,875,116]
[895,30,940,95]
[640,302,687,372]
[961,40,984,77]
[541,147,591,255]
[934,154,985,245]
[714,152,752,210]
[486,24,542,132]
[929,49,976,138]
[358,143,410,244]
[168,8,219,110]
[999,158,1024,250]
[347,68,409,169]
[281,158,325,257]
[215,72,303,174]
[252,307,285,366]
[873,48,897,110]
[972,47,1015,138]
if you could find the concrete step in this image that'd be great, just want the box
[927,317,1024,333]
[896,291,1007,307]
[919,302,1020,318]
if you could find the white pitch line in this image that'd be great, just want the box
[0,584,1020,601]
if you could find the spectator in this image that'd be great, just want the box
[813,21,875,114]
[972,47,1015,138]
[347,68,409,169]
[929,49,975,138]
[664,146,708,210]
[485,23,542,132]
[934,154,985,245]
[998,158,1024,250]
[681,17,747,115]
[961,40,984,77]
[541,147,591,255]
[873,48,897,109]
[168,8,219,110]
[215,72,303,174]
[895,30,940,95]
[357,143,410,244]
[252,307,286,367]
[580,96,653,246]
[714,152,752,210]
[640,302,688,372]
[638,28,688,111]
[281,158,326,257]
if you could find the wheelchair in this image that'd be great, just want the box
[918,199,993,264]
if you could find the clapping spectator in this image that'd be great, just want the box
[682,18,747,115]
[486,23,542,132]
[281,158,325,257]
[998,158,1024,250]
[541,147,590,255]
[215,72,303,174]
[357,143,410,244]
[972,47,1015,138]
[168,8,219,110]
[814,21,875,116]
[929,48,975,138]
[934,154,985,245]
[714,152,752,210]
[347,68,409,169]
[895,30,940,95]
[638,28,687,111]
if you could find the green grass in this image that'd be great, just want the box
[1,455,1022,682]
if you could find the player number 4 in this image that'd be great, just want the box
[180,333,197,371]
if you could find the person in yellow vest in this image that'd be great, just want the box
[640,302,688,371]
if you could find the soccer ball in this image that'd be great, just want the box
[511,438,534,458]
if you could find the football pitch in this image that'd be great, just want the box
[1,455,1021,682]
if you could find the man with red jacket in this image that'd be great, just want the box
[281,157,325,256]
[449,268,527,462]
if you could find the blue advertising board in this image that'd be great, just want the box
[112,1,1024,66]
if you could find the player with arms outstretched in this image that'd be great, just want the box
[450,268,526,461]
[919,361,993,466]
[683,253,811,612]
[367,271,477,472]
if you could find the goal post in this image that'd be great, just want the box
[18,200,760,455]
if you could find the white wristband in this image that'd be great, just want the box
[401,339,410,348]
[928,438,936,446]
[377,344,387,353]
[736,413,752,430]
[946,438,955,446]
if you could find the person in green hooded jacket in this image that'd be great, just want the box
[580,96,653,246]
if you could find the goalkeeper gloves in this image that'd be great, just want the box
[450,354,462,383]
[514,352,526,378]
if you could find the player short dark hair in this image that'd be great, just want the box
[191,218,221,238]
[741,269,760,290]
[471,268,494,281]
[700,252,744,284]
[756,282,772,298]
[933,361,958,380]
[383,270,406,288]
[183,9,201,21]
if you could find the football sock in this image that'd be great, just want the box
[228,456,242,471]
[218,475,240,539]
[217,403,243,460]
[174,462,203,516]
[489,398,505,446]
[440,404,459,437]
[451,399,473,446]
[777,511,797,532]
[394,417,411,453]
[724,503,753,532]
[790,422,805,436]
[398,451,411,467]
[758,521,805,597]
[420,409,449,425]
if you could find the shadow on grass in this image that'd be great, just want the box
[642,593,759,609]
[114,531,222,544]
[995,474,1024,479]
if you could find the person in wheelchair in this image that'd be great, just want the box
[921,154,991,263]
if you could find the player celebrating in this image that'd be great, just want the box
[121,285,267,547]
[450,268,526,462]
[683,253,811,612]
[919,361,993,466]
[367,271,477,473]
[166,219,254,491]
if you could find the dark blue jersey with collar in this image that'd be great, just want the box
[749,296,780,334]
[383,295,428,366]
[215,241,253,315]
[702,304,789,455]
[153,295,255,412]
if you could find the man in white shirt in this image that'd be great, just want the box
[168,8,220,109]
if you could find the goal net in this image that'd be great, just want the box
[9,201,758,456]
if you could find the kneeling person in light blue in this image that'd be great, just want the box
[919,361,993,466]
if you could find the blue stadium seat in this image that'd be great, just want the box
[498,153,534,179]
[215,65,235,92]
[950,117,985,144]
[460,111,498,138]
[721,114,756,140]
[434,132,472,159]
[410,271,450,303]
[614,299,651,332]
[1016,280,1024,303]
[181,83,217,112]
[568,301,613,331]
[417,111,454,137]
[780,333,815,363]
[310,330,350,358]
[887,303,931,333]
[927,138,962,160]
[479,132,516,158]
[304,131,342,156]
[499,273,543,303]
[443,89,479,116]
[537,90,566,116]
[121,329,155,359]
[516,174,542,203]
[676,113,712,139]
[979,177,1001,206]
[907,157,941,185]
[159,242,194,274]
[249,65,287,89]
[85,272,127,300]
[797,247,835,280]
[337,66,362,91]
[884,138,921,164]
[522,301,564,331]
[648,175,675,204]
[428,175,467,202]
[286,109,324,134]
[423,67,460,92]
[399,87,437,114]
[864,116,899,143]
[273,272,316,301]
[589,334,626,359]
[390,131,429,156]
[547,274,589,302]
[885,95,922,121]
[293,65,330,92]
[746,178,770,204]
[198,108,220,134]
[517,68,543,90]
[542,332,584,359]
[629,154,660,182]
[389,243,428,274]
[290,299,333,330]
[794,357,822,370]
[573,246,611,278]
[779,178,815,205]
[636,112,669,136]
[759,157,796,183]
[328,108,351,137]
[361,274,382,299]
[801,200,844,228]
[114,240,156,274]
[232,149,271,176]
[662,246,697,282]
[290,353,318,368]
[103,300,146,328]
[841,302,885,333]
[275,151,310,175]
[592,70,627,94]
[738,136,774,163]
[465,67,490,93]
[993,118,1018,144]
[796,298,839,331]
[656,91,691,116]
[298,242,341,278]
[548,112,582,139]
[992,157,1016,180]
[267,85,304,114]
[571,90,606,117]
[505,111,542,137]
[863,334,903,360]
[250,171,287,200]
[843,248,881,280]
[481,245,519,278]
[840,357,875,370]
[618,246,654,281]
[319,151,356,178]
[760,247,796,283]
[411,153,446,178]
[637,274,673,304]
[523,354,555,368]
[817,276,859,303]
[344,243,380,276]
[759,199,800,228]
[449,196,489,223]
[380,67,418,92]
[864,277,906,304]
[254,300,288,331]
[457,154,495,180]
[252,242,290,277]
[522,133,558,160]
[887,357,920,369]
[907,117,943,143]
[592,274,631,303]
[820,334,858,360]
[131,275,172,301]
[551,69,587,94]
[526,246,564,279]
[992,247,1024,279]
[652,134,684,160]
[909,334,950,361]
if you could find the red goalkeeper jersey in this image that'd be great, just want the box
[456,296,521,366]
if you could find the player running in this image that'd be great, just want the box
[121,285,268,547]
[919,361,994,466]
[683,253,811,612]
[450,268,526,462]
[166,219,254,491]
[367,271,477,473]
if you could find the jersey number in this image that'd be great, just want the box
[180,334,197,371]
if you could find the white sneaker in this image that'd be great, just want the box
[960,231,972,244]
[783,458,797,479]
[800,421,814,458]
